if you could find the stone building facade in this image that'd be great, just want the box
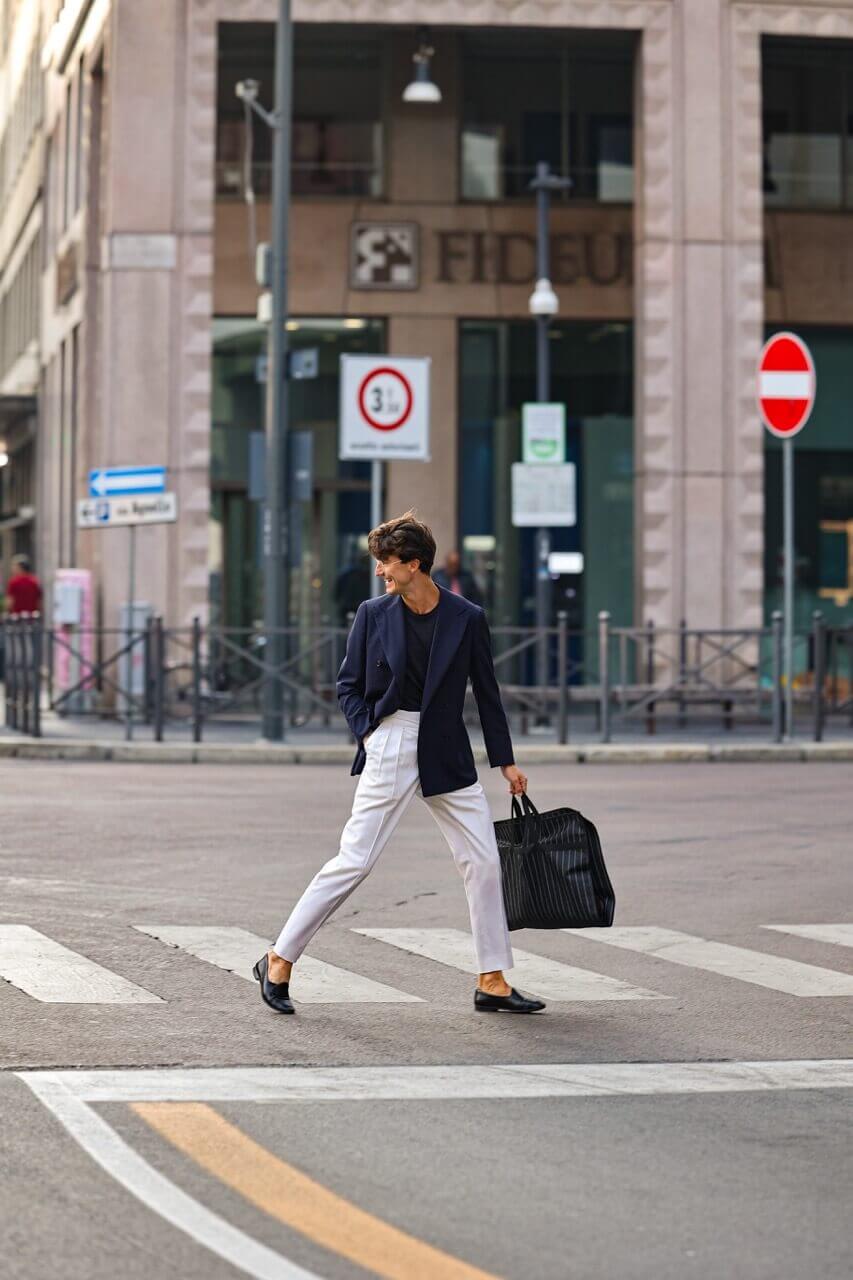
[5,0,851,651]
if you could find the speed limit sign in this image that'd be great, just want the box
[340,355,430,460]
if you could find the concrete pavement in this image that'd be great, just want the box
[1,760,850,1279]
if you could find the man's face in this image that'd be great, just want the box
[374,554,419,594]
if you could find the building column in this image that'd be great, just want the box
[635,1,764,635]
[385,315,458,561]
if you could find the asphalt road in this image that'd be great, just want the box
[1,760,851,1280]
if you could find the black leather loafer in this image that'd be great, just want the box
[474,987,546,1014]
[253,953,295,1014]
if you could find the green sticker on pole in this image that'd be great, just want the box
[522,403,565,463]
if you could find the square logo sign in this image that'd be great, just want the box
[350,223,419,290]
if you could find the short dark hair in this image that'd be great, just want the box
[367,509,435,576]
[11,554,31,572]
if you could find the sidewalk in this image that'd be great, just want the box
[1,709,851,765]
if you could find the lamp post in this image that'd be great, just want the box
[528,161,571,726]
[236,0,292,741]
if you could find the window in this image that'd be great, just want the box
[216,23,384,199]
[459,320,633,645]
[763,37,853,209]
[211,317,385,631]
[461,31,634,202]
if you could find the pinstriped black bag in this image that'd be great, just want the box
[494,794,615,931]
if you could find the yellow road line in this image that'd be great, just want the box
[133,1102,502,1280]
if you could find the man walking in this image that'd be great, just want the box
[255,510,545,1016]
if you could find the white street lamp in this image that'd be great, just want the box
[403,36,442,103]
[528,277,559,317]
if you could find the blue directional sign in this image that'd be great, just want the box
[88,466,166,498]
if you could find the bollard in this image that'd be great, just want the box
[599,611,611,743]
[557,610,568,744]
[812,610,825,743]
[771,611,783,742]
[191,616,203,743]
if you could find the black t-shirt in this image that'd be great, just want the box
[399,600,439,710]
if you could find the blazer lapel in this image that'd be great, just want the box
[420,587,467,714]
[375,593,407,694]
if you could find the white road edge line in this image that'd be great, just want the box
[19,1075,321,1280]
[17,1059,853,1104]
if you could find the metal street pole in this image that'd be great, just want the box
[262,0,293,741]
[370,460,383,598]
[783,436,794,740]
[529,161,570,726]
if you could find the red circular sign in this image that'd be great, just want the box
[358,368,414,432]
[758,332,816,438]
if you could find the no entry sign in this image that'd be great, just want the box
[758,332,816,438]
[339,355,430,460]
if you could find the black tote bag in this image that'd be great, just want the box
[494,793,615,931]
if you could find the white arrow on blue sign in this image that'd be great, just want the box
[89,466,166,498]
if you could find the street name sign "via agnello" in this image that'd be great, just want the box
[77,493,178,529]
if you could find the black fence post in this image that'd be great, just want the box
[812,610,825,743]
[191,616,203,744]
[771,611,783,742]
[556,610,568,744]
[677,618,687,730]
[153,617,165,742]
[143,617,154,724]
[645,618,656,735]
[8,621,18,730]
[599,611,611,743]
[31,617,43,739]
[20,617,32,735]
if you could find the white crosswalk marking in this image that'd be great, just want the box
[354,928,669,1002]
[133,925,422,1004]
[763,924,853,950]
[563,926,853,997]
[0,925,162,1004]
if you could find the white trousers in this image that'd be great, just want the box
[274,708,514,973]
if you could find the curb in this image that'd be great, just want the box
[1,738,851,765]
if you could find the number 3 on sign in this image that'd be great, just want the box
[358,368,413,432]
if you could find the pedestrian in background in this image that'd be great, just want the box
[433,548,484,608]
[4,554,42,617]
[254,510,545,1017]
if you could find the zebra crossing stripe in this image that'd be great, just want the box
[133,925,422,1004]
[0,925,162,1004]
[563,926,853,997]
[354,928,668,1002]
[763,924,853,950]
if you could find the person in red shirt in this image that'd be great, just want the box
[5,555,42,616]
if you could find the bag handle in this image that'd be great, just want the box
[510,792,539,853]
[510,792,539,820]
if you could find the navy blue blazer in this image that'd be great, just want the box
[336,585,515,797]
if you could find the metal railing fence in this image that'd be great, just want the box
[2,610,851,744]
